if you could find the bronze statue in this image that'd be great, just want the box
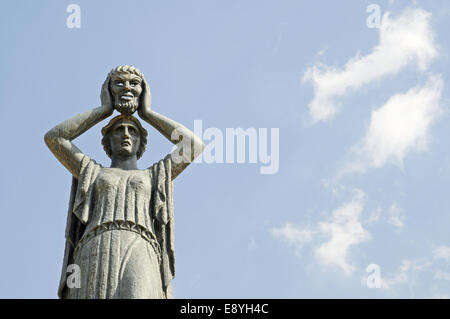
[44,65,204,298]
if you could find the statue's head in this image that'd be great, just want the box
[101,115,148,159]
[108,65,145,115]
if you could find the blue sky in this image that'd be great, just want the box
[1,0,450,298]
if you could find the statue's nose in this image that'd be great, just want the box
[123,127,131,138]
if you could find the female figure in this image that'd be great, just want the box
[44,66,204,299]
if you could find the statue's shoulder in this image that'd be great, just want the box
[76,154,104,181]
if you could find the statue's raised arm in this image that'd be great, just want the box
[44,76,114,178]
[136,77,205,179]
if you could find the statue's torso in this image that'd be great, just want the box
[90,167,154,232]
[74,166,160,258]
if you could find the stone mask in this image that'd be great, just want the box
[110,72,143,115]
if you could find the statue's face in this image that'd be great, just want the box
[109,119,141,158]
[110,72,143,114]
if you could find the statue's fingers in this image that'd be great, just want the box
[141,77,150,94]
[102,75,111,92]
[142,78,152,106]
[101,75,112,105]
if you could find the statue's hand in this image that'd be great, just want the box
[138,77,152,119]
[100,75,114,116]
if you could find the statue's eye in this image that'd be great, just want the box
[129,127,137,135]
[115,82,124,87]
[131,81,140,87]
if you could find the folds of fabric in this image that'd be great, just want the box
[151,154,175,298]
[58,154,175,299]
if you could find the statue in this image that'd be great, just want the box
[44,65,205,299]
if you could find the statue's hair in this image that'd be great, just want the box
[101,115,148,159]
[108,65,144,79]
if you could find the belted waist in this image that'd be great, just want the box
[74,220,162,262]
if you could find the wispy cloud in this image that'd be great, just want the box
[381,259,431,289]
[315,189,370,275]
[433,246,450,262]
[270,223,314,255]
[360,75,443,167]
[303,8,437,122]
[373,247,450,295]
[363,207,381,224]
[338,75,443,175]
[270,189,370,275]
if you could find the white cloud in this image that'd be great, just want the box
[388,203,405,228]
[270,223,314,254]
[315,189,370,275]
[336,74,443,177]
[303,8,437,122]
[364,207,381,224]
[381,259,431,289]
[360,75,443,168]
[381,261,409,288]
[433,246,450,261]
[271,189,371,275]
[375,248,450,295]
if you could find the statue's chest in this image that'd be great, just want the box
[94,168,151,196]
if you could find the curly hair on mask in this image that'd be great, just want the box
[101,115,148,159]
[108,65,144,79]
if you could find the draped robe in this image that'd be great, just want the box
[57,154,175,299]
